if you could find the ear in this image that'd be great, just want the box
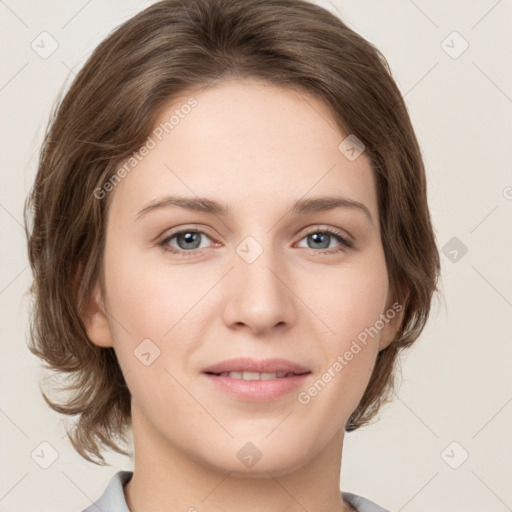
[378,291,408,352]
[78,271,114,348]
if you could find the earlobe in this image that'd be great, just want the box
[80,279,114,348]
[378,317,400,352]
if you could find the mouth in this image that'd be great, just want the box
[202,356,310,375]
[202,357,311,401]
[205,370,307,380]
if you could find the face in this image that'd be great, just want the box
[84,78,402,476]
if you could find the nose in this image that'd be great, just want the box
[222,239,297,336]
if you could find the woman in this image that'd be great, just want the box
[24,1,441,510]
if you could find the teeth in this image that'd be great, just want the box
[219,371,295,380]
[242,371,260,380]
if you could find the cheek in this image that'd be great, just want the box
[295,255,388,405]
[103,245,216,388]
[298,255,389,347]
[105,247,193,334]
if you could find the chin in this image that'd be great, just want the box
[191,436,313,477]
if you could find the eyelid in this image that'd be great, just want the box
[160,224,215,240]
[299,224,353,242]
[159,224,218,248]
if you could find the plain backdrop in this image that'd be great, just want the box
[1,1,511,511]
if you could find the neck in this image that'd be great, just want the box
[124,407,355,512]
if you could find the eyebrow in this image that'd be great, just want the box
[135,194,373,224]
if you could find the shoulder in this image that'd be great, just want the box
[80,470,133,512]
[342,491,393,512]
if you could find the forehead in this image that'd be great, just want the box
[108,78,377,225]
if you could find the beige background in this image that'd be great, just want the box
[1,1,511,511]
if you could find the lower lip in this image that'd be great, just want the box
[203,373,310,401]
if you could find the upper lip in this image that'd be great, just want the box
[202,357,310,375]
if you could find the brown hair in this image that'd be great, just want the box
[24,0,441,465]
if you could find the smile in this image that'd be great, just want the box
[211,371,300,380]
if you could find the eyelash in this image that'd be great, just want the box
[159,226,354,257]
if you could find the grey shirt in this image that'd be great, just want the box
[82,471,391,512]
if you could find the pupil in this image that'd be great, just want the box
[310,232,329,249]
[179,232,200,249]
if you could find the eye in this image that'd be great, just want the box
[295,228,353,254]
[159,226,354,256]
[160,227,216,256]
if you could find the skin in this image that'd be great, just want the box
[82,78,404,512]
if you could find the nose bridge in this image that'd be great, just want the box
[223,232,293,332]
[235,232,285,297]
